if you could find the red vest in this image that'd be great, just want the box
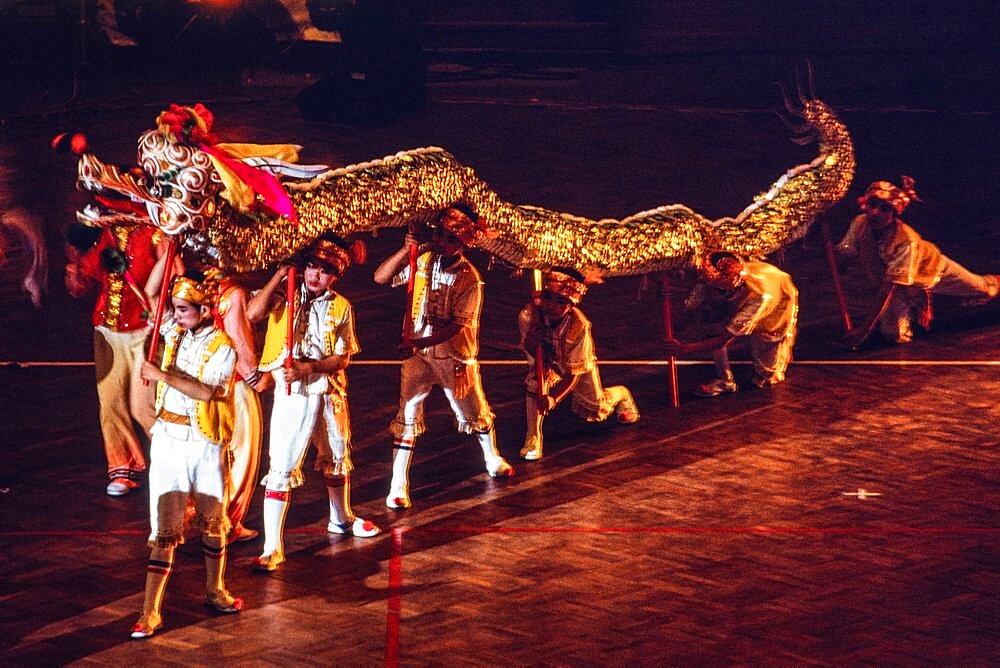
[80,224,160,331]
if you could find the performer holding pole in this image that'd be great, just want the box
[518,268,639,461]
[836,177,998,348]
[375,204,513,509]
[660,273,680,408]
[284,266,296,394]
[532,269,546,406]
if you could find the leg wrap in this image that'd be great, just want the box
[261,488,291,556]
[326,474,354,527]
[202,534,229,596]
[141,546,174,618]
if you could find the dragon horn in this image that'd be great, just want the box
[804,60,818,100]
[775,82,805,118]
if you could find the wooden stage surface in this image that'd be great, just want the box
[1,50,998,665]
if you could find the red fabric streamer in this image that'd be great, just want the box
[199,144,299,224]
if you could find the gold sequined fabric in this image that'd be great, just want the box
[83,100,853,278]
[195,101,852,276]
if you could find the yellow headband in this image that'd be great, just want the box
[170,275,213,306]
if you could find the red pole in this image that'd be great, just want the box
[660,272,680,408]
[403,243,418,343]
[284,265,296,395]
[144,239,177,385]
[822,221,853,334]
[532,270,546,406]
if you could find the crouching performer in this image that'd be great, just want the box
[666,252,798,395]
[248,233,380,574]
[519,267,639,461]
[374,204,513,510]
[133,270,242,639]
[837,177,999,346]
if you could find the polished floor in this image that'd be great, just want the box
[1,39,998,665]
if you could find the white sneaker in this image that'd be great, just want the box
[693,377,738,397]
[519,440,543,461]
[107,478,140,496]
[327,517,381,538]
[386,490,411,509]
[486,457,515,478]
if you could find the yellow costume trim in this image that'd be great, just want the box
[155,328,236,446]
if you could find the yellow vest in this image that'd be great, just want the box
[259,287,355,372]
[156,327,236,446]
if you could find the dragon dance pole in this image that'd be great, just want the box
[144,239,177,386]
[822,220,853,334]
[660,273,680,408]
[285,265,296,395]
[532,270,546,406]
[403,243,418,343]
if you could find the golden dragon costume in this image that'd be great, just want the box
[72,91,854,277]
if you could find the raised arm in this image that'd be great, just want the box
[246,265,291,323]
[144,249,186,315]
[374,234,419,285]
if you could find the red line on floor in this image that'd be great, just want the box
[385,527,404,668]
[1,526,996,538]
[416,526,1000,534]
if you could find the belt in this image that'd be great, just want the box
[159,409,191,426]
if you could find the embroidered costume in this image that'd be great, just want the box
[131,272,242,640]
[518,268,638,460]
[252,234,379,574]
[214,280,263,540]
[377,205,512,510]
[686,260,798,393]
[66,222,162,495]
[837,178,999,343]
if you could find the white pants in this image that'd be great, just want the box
[714,327,797,384]
[147,427,229,547]
[263,391,353,491]
[390,354,494,441]
[881,255,998,342]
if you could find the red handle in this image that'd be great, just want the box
[660,272,680,408]
[402,243,418,343]
[284,265,297,395]
[144,240,177,385]
[532,270,546,405]
[822,221,853,334]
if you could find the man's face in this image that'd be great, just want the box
[303,260,338,295]
[431,227,466,257]
[865,197,896,230]
[172,297,210,331]
[538,291,573,321]
[702,256,743,290]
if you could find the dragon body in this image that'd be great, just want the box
[75,98,853,277]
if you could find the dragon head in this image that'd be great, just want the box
[75,105,223,235]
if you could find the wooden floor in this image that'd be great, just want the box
[1,47,998,665]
